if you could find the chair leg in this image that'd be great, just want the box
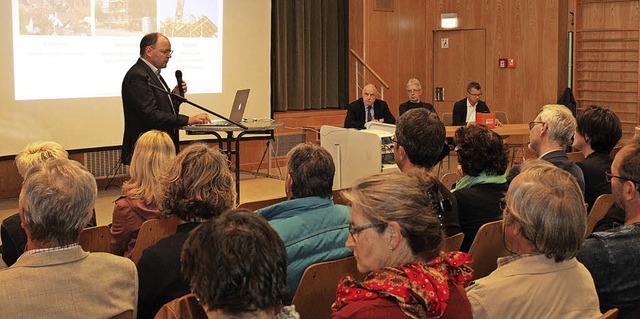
[104,160,123,190]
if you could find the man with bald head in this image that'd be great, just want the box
[344,83,396,129]
[121,32,210,165]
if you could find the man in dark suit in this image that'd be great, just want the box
[399,78,436,116]
[121,32,210,165]
[452,81,491,126]
[507,104,585,194]
[344,83,396,129]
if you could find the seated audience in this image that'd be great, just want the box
[110,130,176,257]
[1,141,96,267]
[452,82,491,126]
[573,105,622,211]
[466,160,601,319]
[394,108,461,236]
[577,143,640,317]
[452,125,509,251]
[137,143,235,318]
[256,142,351,297]
[507,104,585,194]
[331,172,473,319]
[344,83,396,129]
[0,158,138,318]
[399,78,436,116]
[156,209,299,319]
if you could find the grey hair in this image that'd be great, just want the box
[286,142,335,199]
[343,172,444,261]
[15,141,68,177]
[505,159,586,262]
[20,158,97,246]
[538,104,576,147]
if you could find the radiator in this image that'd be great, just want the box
[84,149,128,179]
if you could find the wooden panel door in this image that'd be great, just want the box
[433,29,486,115]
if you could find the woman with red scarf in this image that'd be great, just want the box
[331,172,474,319]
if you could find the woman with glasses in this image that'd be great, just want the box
[330,172,473,319]
[465,160,601,319]
[452,124,509,251]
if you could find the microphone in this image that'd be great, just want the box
[175,70,185,97]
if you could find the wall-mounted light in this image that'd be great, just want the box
[441,13,458,29]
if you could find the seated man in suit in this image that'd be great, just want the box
[0,158,138,318]
[393,108,461,237]
[577,142,640,317]
[399,78,436,116]
[452,81,491,126]
[256,142,351,298]
[344,83,396,129]
[507,104,585,195]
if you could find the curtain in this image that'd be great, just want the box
[271,0,348,111]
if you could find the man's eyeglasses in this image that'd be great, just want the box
[348,223,385,239]
[528,121,545,130]
[151,46,173,55]
[407,89,421,94]
[467,92,482,97]
[606,171,640,185]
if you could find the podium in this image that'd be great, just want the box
[320,125,399,190]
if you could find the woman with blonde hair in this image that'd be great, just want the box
[110,130,175,257]
[331,172,473,319]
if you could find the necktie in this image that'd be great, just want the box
[366,106,373,122]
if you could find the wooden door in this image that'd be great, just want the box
[433,29,486,115]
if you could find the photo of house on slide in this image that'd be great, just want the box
[17,0,219,38]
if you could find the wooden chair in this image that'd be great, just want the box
[130,217,180,264]
[586,194,614,238]
[442,112,453,126]
[567,151,585,163]
[238,196,287,211]
[443,232,464,252]
[155,293,207,319]
[111,310,133,319]
[600,308,619,319]
[467,220,510,281]
[78,225,111,253]
[291,256,364,319]
[440,172,459,190]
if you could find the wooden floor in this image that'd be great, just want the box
[0,171,287,245]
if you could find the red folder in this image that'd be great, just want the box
[476,112,496,129]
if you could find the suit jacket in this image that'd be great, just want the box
[344,98,396,129]
[507,150,586,195]
[0,245,138,319]
[452,98,490,126]
[121,58,189,164]
[576,152,612,211]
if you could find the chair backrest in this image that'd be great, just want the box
[440,172,460,190]
[130,217,180,264]
[494,111,509,125]
[443,232,465,252]
[467,220,510,281]
[567,151,585,163]
[238,196,288,211]
[586,194,614,239]
[442,112,453,126]
[78,225,111,253]
[155,293,207,319]
[291,256,364,319]
[600,308,619,319]
[111,310,133,319]
[332,189,350,206]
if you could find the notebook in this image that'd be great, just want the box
[206,89,250,126]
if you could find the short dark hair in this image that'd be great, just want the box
[181,209,289,315]
[467,82,481,92]
[576,105,622,154]
[139,32,162,56]
[287,143,334,198]
[158,143,235,222]
[454,125,509,176]
[396,108,446,169]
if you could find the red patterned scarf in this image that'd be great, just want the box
[331,252,473,319]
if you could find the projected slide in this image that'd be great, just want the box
[12,0,222,100]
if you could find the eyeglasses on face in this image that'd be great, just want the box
[151,46,173,55]
[348,222,386,239]
[407,89,421,94]
[606,170,640,185]
[467,92,482,97]
[528,121,545,130]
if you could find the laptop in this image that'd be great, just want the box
[206,89,250,126]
